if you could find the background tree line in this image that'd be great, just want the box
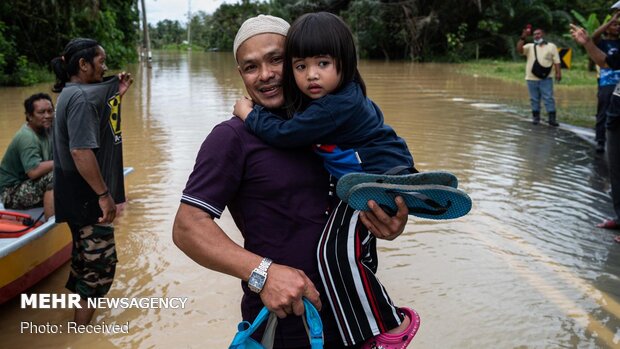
[0,0,615,86]
[153,0,613,61]
[0,0,139,86]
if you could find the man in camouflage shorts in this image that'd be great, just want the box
[66,223,118,299]
[0,93,55,218]
[2,172,53,208]
[51,38,132,324]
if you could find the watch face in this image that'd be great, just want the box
[249,272,266,288]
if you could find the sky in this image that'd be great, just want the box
[144,0,236,24]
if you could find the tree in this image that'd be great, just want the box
[342,0,391,59]
[150,20,186,48]
[205,0,270,51]
[0,0,139,86]
[188,11,212,49]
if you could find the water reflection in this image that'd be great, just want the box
[0,52,618,348]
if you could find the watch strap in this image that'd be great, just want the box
[257,257,273,272]
[248,257,273,294]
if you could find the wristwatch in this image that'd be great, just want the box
[248,257,273,293]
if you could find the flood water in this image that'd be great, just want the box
[1,51,619,348]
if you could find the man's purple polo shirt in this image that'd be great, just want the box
[181,117,337,346]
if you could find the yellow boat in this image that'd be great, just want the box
[0,167,133,304]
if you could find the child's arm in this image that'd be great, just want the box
[233,97,254,121]
[245,101,344,148]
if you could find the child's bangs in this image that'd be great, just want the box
[287,20,340,59]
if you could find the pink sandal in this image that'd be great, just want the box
[361,307,421,349]
[597,219,620,230]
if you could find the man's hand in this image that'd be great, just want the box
[259,263,321,318]
[359,197,409,240]
[570,24,590,46]
[98,194,117,224]
[521,26,531,38]
[570,23,609,68]
[118,71,133,98]
[517,25,530,54]
[26,160,53,180]
[233,97,254,121]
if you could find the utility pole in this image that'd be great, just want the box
[187,0,192,51]
[140,0,152,68]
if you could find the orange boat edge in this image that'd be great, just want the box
[0,218,70,304]
[0,166,133,304]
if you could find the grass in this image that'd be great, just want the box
[158,43,204,51]
[456,57,597,86]
[455,56,599,128]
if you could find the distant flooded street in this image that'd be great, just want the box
[1,51,619,348]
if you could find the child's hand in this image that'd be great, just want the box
[233,97,254,121]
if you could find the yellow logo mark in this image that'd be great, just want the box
[107,94,122,135]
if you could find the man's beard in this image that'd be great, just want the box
[30,124,51,136]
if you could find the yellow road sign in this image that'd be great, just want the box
[558,47,572,69]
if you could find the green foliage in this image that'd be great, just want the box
[478,19,503,34]
[152,0,272,52]
[95,9,138,68]
[456,55,598,128]
[0,21,16,83]
[447,23,468,62]
[341,0,391,59]
[457,55,597,87]
[0,0,139,86]
[204,0,270,51]
[187,11,210,50]
[150,20,187,49]
[570,10,601,34]
[146,0,616,62]
[0,0,604,85]
[10,56,54,86]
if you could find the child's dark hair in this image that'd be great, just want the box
[283,12,366,114]
[50,38,101,92]
[24,93,53,121]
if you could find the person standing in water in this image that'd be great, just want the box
[174,14,410,348]
[571,24,620,236]
[517,26,562,126]
[234,12,420,349]
[51,37,132,324]
[592,12,620,153]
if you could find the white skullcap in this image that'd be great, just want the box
[233,15,290,62]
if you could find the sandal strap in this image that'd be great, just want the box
[383,166,416,175]
[386,189,452,215]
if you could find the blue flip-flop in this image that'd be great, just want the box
[336,171,459,202]
[346,183,472,220]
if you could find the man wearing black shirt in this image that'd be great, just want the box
[571,24,620,236]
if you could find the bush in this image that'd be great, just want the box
[10,56,53,86]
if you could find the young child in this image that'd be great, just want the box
[234,12,420,348]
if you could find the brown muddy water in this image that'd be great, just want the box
[0,51,619,348]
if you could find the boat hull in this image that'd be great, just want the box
[0,167,133,304]
[0,224,71,303]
